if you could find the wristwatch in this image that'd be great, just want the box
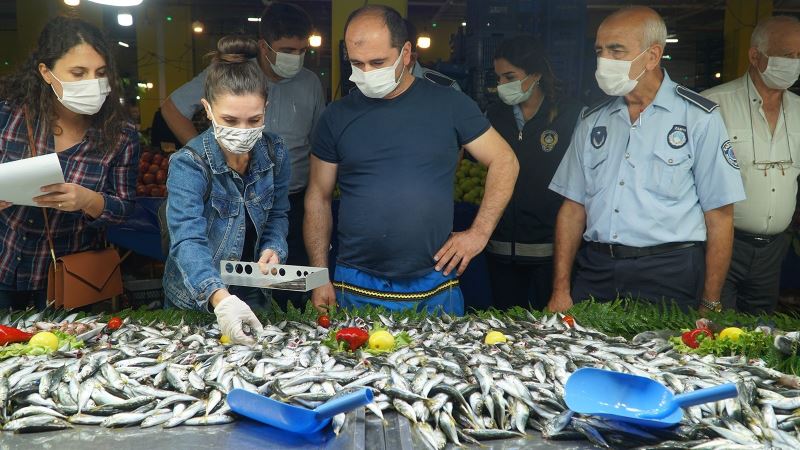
[700,298,722,313]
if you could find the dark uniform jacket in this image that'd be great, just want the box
[486,97,583,262]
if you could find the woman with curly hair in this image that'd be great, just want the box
[0,16,139,309]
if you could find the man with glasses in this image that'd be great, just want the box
[703,16,800,314]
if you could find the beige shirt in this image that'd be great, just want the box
[703,74,800,235]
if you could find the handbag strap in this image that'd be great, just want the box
[23,106,57,266]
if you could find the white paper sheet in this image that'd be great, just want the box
[0,153,66,206]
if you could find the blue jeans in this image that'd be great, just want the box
[333,265,464,315]
[0,284,47,310]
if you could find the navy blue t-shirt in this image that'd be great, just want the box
[313,79,491,279]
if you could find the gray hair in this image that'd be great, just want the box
[751,16,800,53]
[607,6,667,51]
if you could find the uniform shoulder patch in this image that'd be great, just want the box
[581,97,614,120]
[676,85,718,113]
[423,71,456,88]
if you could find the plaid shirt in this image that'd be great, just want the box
[0,101,140,290]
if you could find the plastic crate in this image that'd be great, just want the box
[123,278,163,309]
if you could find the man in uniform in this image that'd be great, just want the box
[547,6,746,314]
[161,2,325,307]
[703,16,800,314]
[305,5,518,315]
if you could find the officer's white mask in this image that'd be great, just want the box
[349,50,405,99]
[760,54,800,90]
[497,76,538,105]
[595,47,649,96]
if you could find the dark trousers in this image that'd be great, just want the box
[571,244,704,311]
[721,232,791,315]
[486,254,552,310]
[271,190,310,309]
[0,287,47,310]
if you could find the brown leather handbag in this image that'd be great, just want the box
[24,108,123,309]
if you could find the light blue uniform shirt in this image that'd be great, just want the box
[169,67,325,194]
[549,71,746,247]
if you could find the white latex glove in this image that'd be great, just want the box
[213,295,264,345]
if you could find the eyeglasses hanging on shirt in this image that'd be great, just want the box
[746,72,793,176]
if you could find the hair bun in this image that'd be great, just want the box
[211,36,259,64]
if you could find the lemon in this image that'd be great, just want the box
[29,331,59,351]
[718,327,745,342]
[220,335,231,344]
[369,330,395,351]
[485,331,507,345]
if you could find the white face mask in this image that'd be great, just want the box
[205,103,265,154]
[595,47,649,96]
[265,41,304,79]
[497,75,538,105]
[760,55,800,90]
[49,71,110,115]
[349,50,405,99]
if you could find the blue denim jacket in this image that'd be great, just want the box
[162,128,291,310]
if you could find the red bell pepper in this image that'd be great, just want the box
[681,328,713,349]
[335,327,369,351]
[0,325,34,345]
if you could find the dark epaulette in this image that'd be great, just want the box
[423,71,456,88]
[581,97,614,120]
[676,85,718,113]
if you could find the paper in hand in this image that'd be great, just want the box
[0,153,66,206]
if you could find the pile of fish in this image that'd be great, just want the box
[0,309,800,449]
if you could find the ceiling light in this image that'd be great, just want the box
[666,38,679,44]
[662,55,671,60]
[88,0,143,6]
[118,41,129,48]
[117,13,133,27]
[192,21,204,33]
[715,72,721,79]
[461,22,467,27]
[417,35,431,49]
[309,34,322,48]
[64,0,80,6]
[248,17,261,22]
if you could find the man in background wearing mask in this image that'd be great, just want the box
[305,5,518,315]
[162,2,325,308]
[547,6,745,314]
[702,16,800,314]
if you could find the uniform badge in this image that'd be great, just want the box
[540,130,558,152]
[667,125,688,149]
[591,126,607,149]
[721,140,739,169]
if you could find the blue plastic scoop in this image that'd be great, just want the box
[227,388,374,434]
[565,368,738,428]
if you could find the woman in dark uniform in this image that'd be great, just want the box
[486,36,582,310]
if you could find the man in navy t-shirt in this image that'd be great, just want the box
[305,5,519,315]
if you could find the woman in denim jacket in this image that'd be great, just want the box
[163,36,290,344]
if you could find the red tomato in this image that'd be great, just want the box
[136,185,147,197]
[142,173,155,184]
[107,317,123,330]
[140,151,152,163]
[148,164,160,175]
[317,315,331,328]
[155,170,167,184]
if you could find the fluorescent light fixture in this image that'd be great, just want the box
[666,38,679,44]
[117,13,133,27]
[417,36,431,49]
[88,0,143,6]
[118,41,129,48]
[662,55,671,60]
[248,17,261,22]
[309,34,322,48]
[64,0,80,6]
[461,22,467,27]
[715,72,721,79]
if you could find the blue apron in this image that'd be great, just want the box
[333,265,465,315]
